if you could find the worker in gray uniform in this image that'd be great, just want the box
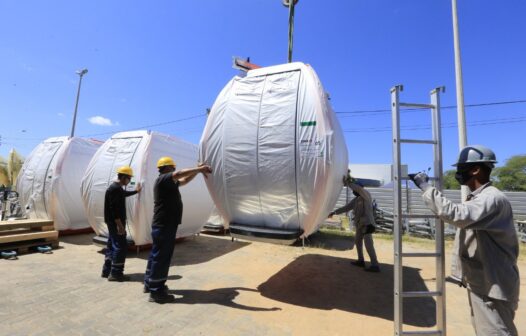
[410,145,520,336]
[329,180,380,272]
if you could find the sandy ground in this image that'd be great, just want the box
[1,230,524,336]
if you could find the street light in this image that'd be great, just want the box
[450,0,469,201]
[70,68,88,138]
[282,0,299,63]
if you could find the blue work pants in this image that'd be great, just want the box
[101,222,128,276]
[144,225,178,292]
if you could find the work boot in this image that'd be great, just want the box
[350,259,366,267]
[149,291,175,304]
[143,284,168,293]
[364,265,381,273]
[108,274,130,282]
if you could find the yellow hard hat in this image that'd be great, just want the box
[157,156,176,168]
[116,166,134,177]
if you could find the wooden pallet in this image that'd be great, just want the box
[0,219,59,255]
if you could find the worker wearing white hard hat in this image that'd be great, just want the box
[410,145,519,335]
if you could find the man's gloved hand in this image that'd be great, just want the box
[343,174,356,187]
[408,172,430,191]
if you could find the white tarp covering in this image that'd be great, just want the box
[199,62,348,238]
[80,130,213,245]
[16,137,101,230]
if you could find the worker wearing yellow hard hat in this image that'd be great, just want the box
[144,156,212,303]
[116,165,134,177]
[101,165,142,282]
[156,156,176,168]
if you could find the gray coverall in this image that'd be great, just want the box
[333,183,378,266]
[422,182,520,335]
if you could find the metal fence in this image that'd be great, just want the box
[335,187,526,242]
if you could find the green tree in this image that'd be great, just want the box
[443,169,460,190]
[0,149,24,188]
[492,155,526,191]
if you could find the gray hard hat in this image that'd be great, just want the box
[452,145,497,167]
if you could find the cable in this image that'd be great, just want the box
[336,99,526,115]
[344,116,526,133]
[79,113,207,137]
[3,98,526,142]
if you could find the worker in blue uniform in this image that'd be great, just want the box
[144,157,212,303]
[102,165,142,282]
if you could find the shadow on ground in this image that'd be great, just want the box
[258,254,436,327]
[166,287,281,311]
[126,273,182,283]
[59,233,96,246]
[298,230,355,251]
[132,235,250,266]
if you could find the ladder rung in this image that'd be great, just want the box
[400,176,440,181]
[399,102,435,109]
[402,214,438,219]
[399,139,437,144]
[402,331,442,336]
[402,252,441,257]
[402,291,441,298]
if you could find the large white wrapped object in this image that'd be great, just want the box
[80,130,213,245]
[16,137,101,230]
[199,62,348,242]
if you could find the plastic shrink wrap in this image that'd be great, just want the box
[80,130,213,245]
[199,62,348,243]
[16,137,101,230]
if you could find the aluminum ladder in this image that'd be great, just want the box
[391,85,446,336]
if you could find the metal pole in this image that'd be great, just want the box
[431,87,447,336]
[391,85,403,336]
[451,0,469,200]
[70,69,88,138]
[287,0,295,63]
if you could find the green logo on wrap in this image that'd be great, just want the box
[300,121,316,126]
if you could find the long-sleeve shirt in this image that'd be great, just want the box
[104,182,138,224]
[422,182,520,305]
[333,183,376,230]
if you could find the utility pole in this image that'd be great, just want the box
[282,0,298,63]
[70,68,88,138]
[451,0,469,200]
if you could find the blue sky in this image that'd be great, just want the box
[1,0,525,175]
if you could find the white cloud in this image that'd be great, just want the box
[88,116,117,126]
[57,112,64,117]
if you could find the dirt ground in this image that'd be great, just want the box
[1,229,525,336]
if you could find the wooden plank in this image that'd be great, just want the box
[0,230,58,244]
[0,229,32,237]
[0,219,54,231]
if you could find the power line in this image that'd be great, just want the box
[344,116,526,133]
[1,113,207,144]
[3,98,526,143]
[79,113,207,137]
[336,99,526,116]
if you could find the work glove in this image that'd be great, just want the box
[342,174,356,187]
[408,172,431,191]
